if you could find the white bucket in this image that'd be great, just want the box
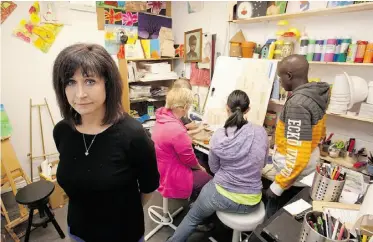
[367,82,373,105]
[344,72,369,109]
[332,74,350,96]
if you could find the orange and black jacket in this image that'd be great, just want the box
[270,82,330,196]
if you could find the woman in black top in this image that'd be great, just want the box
[52,43,159,242]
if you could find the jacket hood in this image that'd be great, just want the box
[155,107,183,125]
[290,82,330,110]
[211,123,255,161]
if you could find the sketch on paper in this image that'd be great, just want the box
[39,1,71,25]
[13,2,63,53]
[1,1,17,24]
[198,34,212,69]
[188,1,203,14]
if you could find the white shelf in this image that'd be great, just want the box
[326,111,373,123]
[309,61,373,67]
[231,2,373,24]
[269,99,373,124]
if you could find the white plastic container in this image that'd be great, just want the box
[331,74,350,96]
[367,82,373,104]
[345,72,369,108]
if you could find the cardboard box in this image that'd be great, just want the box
[38,160,68,209]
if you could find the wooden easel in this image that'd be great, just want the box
[1,137,32,242]
[28,98,58,181]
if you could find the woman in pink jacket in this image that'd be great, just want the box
[152,87,211,199]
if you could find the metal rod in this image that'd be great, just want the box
[38,105,46,161]
[44,98,55,126]
[29,99,33,181]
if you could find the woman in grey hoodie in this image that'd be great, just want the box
[167,90,269,242]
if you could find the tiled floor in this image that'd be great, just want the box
[1,191,233,242]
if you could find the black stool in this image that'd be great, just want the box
[15,180,65,242]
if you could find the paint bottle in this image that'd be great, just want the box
[268,41,276,59]
[274,40,284,60]
[320,39,327,61]
[324,38,337,62]
[346,41,358,63]
[337,36,352,62]
[355,40,368,63]
[333,37,342,62]
[313,39,324,61]
[299,36,309,57]
[306,37,315,61]
[363,42,373,63]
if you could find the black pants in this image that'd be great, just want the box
[262,178,303,219]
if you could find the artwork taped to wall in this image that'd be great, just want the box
[237,1,267,19]
[174,44,184,58]
[97,1,126,10]
[203,57,277,129]
[190,63,211,87]
[150,39,161,58]
[141,39,151,58]
[147,1,166,15]
[105,24,138,55]
[13,2,63,53]
[138,12,172,39]
[327,1,354,7]
[1,1,17,24]
[188,1,204,14]
[69,1,96,13]
[0,104,13,139]
[105,8,139,26]
[198,34,212,69]
[286,1,327,13]
[39,1,71,25]
[266,1,288,15]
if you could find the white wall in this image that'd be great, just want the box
[172,1,373,150]
[1,2,104,180]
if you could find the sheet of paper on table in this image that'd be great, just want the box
[284,199,312,216]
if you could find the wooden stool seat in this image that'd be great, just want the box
[15,180,65,242]
[16,180,54,206]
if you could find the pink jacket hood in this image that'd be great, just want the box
[152,107,198,199]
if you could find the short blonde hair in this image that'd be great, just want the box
[172,79,192,90]
[165,87,194,109]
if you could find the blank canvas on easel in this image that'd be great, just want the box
[203,56,277,130]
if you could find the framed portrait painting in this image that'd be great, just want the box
[184,28,202,63]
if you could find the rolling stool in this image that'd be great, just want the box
[145,197,184,241]
[216,202,265,242]
[15,180,65,242]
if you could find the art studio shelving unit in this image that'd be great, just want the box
[118,57,182,117]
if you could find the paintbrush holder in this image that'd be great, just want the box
[310,170,345,202]
[299,211,350,242]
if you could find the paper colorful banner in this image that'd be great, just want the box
[1,1,17,24]
[13,2,63,53]
[104,8,139,26]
